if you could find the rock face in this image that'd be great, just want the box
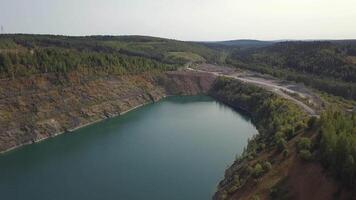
[0,70,216,153]
[159,71,216,95]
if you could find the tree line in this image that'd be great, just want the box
[211,77,307,139]
[0,48,174,78]
[319,110,356,187]
[224,41,356,100]
[211,77,307,198]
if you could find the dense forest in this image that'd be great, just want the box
[0,34,217,78]
[218,41,356,100]
[2,35,355,101]
[212,78,356,199]
[319,110,356,187]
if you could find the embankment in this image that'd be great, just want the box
[210,77,352,200]
[0,70,216,153]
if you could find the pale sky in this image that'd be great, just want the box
[0,0,355,41]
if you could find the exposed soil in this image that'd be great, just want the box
[0,70,216,153]
[190,64,324,116]
[214,128,355,200]
[1,65,351,200]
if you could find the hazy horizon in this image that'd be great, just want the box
[1,0,355,41]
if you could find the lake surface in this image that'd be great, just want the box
[0,96,258,200]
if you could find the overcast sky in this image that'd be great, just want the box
[0,0,355,41]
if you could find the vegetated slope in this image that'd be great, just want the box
[0,69,216,153]
[211,77,355,200]
[0,34,218,79]
[205,40,276,48]
[223,41,356,100]
[0,34,220,152]
[318,110,356,188]
[1,34,355,200]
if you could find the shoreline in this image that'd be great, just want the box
[0,95,168,155]
[66,99,161,133]
[0,94,245,155]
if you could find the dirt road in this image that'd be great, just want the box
[187,64,321,116]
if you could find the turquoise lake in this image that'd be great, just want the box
[0,96,258,200]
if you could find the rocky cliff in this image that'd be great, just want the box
[0,70,216,153]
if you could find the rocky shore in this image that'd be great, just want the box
[0,70,216,153]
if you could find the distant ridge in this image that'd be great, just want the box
[199,39,356,48]
[215,39,275,46]
[198,39,278,48]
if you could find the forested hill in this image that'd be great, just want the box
[1,34,356,100]
[0,34,217,78]
[222,41,356,99]
[231,41,356,82]
[202,40,276,48]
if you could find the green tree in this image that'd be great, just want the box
[0,53,11,73]
[299,150,313,161]
[297,137,312,151]
[253,163,264,178]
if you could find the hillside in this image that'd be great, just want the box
[0,34,218,79]
[202,40,276,48]
[0,69,216,153]
[0,34,222,152]
[223,41,356,100]
[211,78,356,200]
[0,35,355,200]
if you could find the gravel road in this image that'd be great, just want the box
[188,64,321,116]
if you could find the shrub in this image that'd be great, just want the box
[296,121,307,131]
[259,143,266,151]
[220,192,228,200]
[299,149,313,161]
[274,131,285,141]
[297,137,312,151]
[263,161,272,172]
[246,166,254,175]
[232,175,241,187]
[277,138,287,151]
[282,149,289,158]
[252,194,260,200]
[270,178,290,200]
[307,116,318,130]
[253,163,264,178]
[286,128,296,139]
[227,185,238,194]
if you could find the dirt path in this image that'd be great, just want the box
[187,64,320,116]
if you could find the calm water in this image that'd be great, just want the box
[0,96,257,200]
